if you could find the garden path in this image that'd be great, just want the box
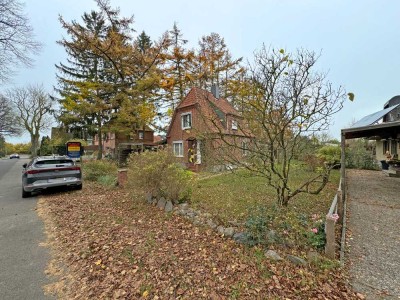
[347,169,400,299]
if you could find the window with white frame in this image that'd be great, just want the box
[242,141,249,156]
[138,131,144,139]
[232,119,238,130]
[181,112,192,129]
[173,141,183,157]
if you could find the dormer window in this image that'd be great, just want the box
[232,120,238,130]
[181,112,192,129]
[138,131,144,139]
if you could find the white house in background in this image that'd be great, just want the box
[344,95,400,162]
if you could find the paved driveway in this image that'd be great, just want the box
[0,157,52,299]
[347,169,400,300]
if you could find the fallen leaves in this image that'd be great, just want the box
[38,184,359,299]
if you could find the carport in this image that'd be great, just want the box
[326,106,400,260]
[339,104,400,201]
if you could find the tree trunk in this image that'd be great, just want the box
[30,134,40,157]
[97,130,103,160]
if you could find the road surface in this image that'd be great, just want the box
[0,157,52,299]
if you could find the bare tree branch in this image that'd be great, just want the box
[7,84,53,156]
[0,0,41,82]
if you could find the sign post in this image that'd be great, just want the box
[66,141,82,160]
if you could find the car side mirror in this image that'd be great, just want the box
[22,163,27,168]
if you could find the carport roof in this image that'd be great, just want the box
[342,120,400,139]
[342,103,400,139]
[351,104,400,128]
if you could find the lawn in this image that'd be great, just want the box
[191,168,341,226]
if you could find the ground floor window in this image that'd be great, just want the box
[173,141,183,157]
[242,141,249,156]
[391,140,398,155]
[383,141,389,154]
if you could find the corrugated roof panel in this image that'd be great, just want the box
[351,104,400,128]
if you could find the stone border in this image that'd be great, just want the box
[145,193,321,266]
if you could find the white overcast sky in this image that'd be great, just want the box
[4,0,400,143]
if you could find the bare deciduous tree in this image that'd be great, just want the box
[8,84,53,156]
[0,94,21,136]
[0,0,41,82]
[216,46,347,206]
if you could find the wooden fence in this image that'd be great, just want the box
[325,178,345,260]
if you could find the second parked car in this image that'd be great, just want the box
[22,156,82,198]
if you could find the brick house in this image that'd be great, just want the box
[166,86,250,171]
[93,126,164,163]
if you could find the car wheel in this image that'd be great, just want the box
[75,184,83,190]
[22,188,31,198]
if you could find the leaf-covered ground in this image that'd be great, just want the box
[38,184,359,299]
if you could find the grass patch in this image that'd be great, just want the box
[82,160,118,187]
[191,168,340,225]
[190,168,340,250]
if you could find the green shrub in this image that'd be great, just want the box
[317,145,341,167]
[307,215,326,249]
[160,164,193,203]
[82,159,118,182]
[345,139,378,170]
[245,205,276,246]
[127,149,193,203]
[97,175,117,187]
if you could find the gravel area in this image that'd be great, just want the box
[347,169,400,299]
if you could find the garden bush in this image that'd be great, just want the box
[317,145,341,167]
[127,149,193,203]
[82,159,118,186]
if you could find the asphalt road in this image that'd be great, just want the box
[0,157,52,300]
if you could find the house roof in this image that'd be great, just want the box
[176,87,240,117]
[167,87,248,138]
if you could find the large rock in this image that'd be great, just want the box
[265,250,283,261]
[178,203,189,210]
[157,197,166,210]
[145,193,153,204]
[207,219,218,229]
[217,225,225,235]
[287,255,307,266]
[164,201,173,212]
[232,232,251,244]
[223,227,235,237]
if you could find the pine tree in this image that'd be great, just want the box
[55,0,168,158]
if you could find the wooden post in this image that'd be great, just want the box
[325,216,336,259]
[337,189,343,225]
[340,131,346,203]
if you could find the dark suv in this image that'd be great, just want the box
[22,156,82,198]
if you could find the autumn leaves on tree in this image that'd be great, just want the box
[54,0,348,205]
